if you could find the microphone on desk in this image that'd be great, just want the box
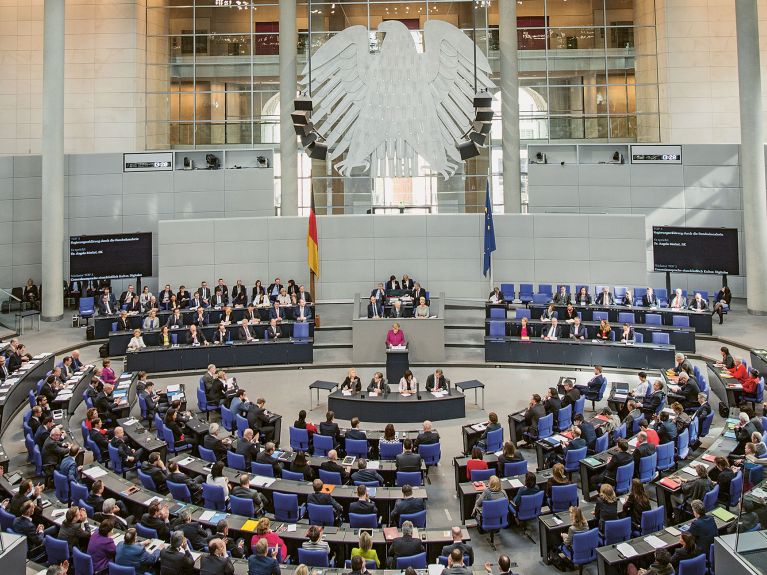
[416,379,421,400]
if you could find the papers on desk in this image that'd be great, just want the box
[391,345,406,350]
[250,476,276,488]
[665,526,681,536]
[551,514,564,525]
[83,467,109,479]
[628,437,639,447]
[287,524,297,532]
[644,535,666,549]
[400,393,412,397]
[33,353,48,360]
[190,551,202,562]
[507,478,523,488]
[750,487,767,501]
[711,507,736,521]
[122,418,138,426]
[613,393,628,401]
[199,510,216,521]
[616,543,638,558]
[367,460,380,470]
[472,423,487,432]
[431,391,447,397]
[111,534,125,546]
[144,496,163,506]
[342,390,353,396]
[178,456,196,466]
[166,384,181,393]
[681,466,699,477]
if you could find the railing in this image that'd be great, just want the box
[0,288,26,332]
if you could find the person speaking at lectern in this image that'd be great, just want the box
[386,323,406,348]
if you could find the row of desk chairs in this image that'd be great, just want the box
[498,307,698,329]
[501,284,708,306]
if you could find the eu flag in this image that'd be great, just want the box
[483,179,496,277]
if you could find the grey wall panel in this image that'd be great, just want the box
[527,186,580,207]
[589,238,646,262]
[533,237,589,260]
[588,261,646,285]
[0,179,13,202]
[578,165,630,187]
[67,216,123,236]
[173,191,223,215]
[266,239,308,261]
[68,153,122,175]
[0,224,12,246]
[214,219,268,242]
[13,156,42,178]
[12,264,41,288]
[684,165,740,189]
[426,214,479,237]
[320,238,375,260]
[494,214,534,236]
[173,170,225,192]
[495,237,536,259]
[683,144,739,166]
[0,266,14,288]
[629,165,684,187]
[121,194,174,216]
[527,206,580,214]
[684,209,743,228]
[373,237,428,258]
[13,198,41,221]
[531,214,589,237]
[69,194,123,218]
[321,259,374,282]
[587,215,646,239]
[428,259,482,282]
[535,260,592,284]
[372,214,427,238]
[374,259,429,281]
[683,187,742,210]
[528,164,579,186]
[426,236,481,260]
[12,221,40,244]
[319,215,374,239]
[12,242,42,265]
[0,157,13,179]
[0,200,13,223]
[491,260,535,282]
[123,172,174,195]
[68,173,123,196]
[214,241,270,264]
[12,177,41,199]
[628,187,684,209]
[579,185,631,207]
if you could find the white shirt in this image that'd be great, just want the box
[399,377,418,393]
[633,379,650,397]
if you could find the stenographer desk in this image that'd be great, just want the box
[485,336,675,369]
[0,353,55,435]
[486,318,696,353]
[125,339,313,372]
[526,302,713,335]
[93,305,315,339]
[327,389,465,423]
[108,320,315,356]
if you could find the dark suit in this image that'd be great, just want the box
[367,379,390,394]
[116,317,131,331]
[349,499,377,515]
[97,299,116,315]
[441,542,474,566]
[203,433,229,461]
[187,330,207,345]
[395,451,422,472]
[411,288,427,303]
[371,288,386,302]
[256,451,281,477]
[307,491,344,515]
[239,324,256,341]
[212,294,228,307]
[166,314,184,328]
[318,421,341,444]
[425,374,448,392]
[367,303,384,318]
[159,546,195,575]
[596,292,614,306]
[386,280,400,292]
[201,554,234,575]
[519,403,546,437]
[247,405,275,442]
[235,438,260,467]
[266,325,281,339]
[213,330,229,344]
[320,460,349,482]
[346,428,366,440]
[632,442,656,469]
[642,294,660,307]
[643,391,666,418]
[178,521,211,550]
[415,430,440,447]
[351,468,385,485]
[389,306,407,319]
[231,285,248,306]
[390,497,425,526]
[541,324,561,339]
[189,298,205,310]
[570,323,588,339]
[42,435,68,467]
[388,535,423,566]
[401,279,414,291]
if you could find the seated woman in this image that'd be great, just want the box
[622,479,651,532]
[621,289,634,307]
[488,287,503,304]
[127,329,146,351]
[380,423,401,446]
[159,325,172,347]
[742,369,761,395]
[466,446,489,480]
[594,483,619,531]
[386,323,406,348]
[597,319,612,341]
[544,463,570,500]
[560,505,589,550]
[712,286,731,324]
[671,402,692,434]
[206,461,230,499]
[398,369,418,394]
[294,409,317,437]
[351,530,380,568]
[516,316,535,338]
[473,475,508,521]
[277,288,291,306]
[414,296,430,319]
[290,452,314,481]
[341,368,362,393]
[541,304,557,321]
[497,441,524,469]
[101,359,117,385]
[574,287,592,306]
[24,278,39,307]
[510,472,540,515]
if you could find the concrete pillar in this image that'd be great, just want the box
[499,0,521,213]
[736,0,767,314]
[279,0,298,216]
[41,0,65,322]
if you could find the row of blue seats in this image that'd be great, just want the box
[498,284,710,305]
[492,307,698,328]
[488,320,672,344]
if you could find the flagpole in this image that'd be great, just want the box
[488,169,494,292]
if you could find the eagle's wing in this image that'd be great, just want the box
[423,20,495,168]
[299,26,371,163]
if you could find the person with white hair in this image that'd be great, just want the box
[734,412,758,455]
[416,420,440,447]
[203,422,230,462]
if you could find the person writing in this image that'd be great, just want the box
[386,323,406,348]
[399,370,417,394]
[425,368,448,392]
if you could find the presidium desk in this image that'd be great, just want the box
[327,388,465,423]
[351,292,446,365]
[485,336,675,370]
[125,338,313,372]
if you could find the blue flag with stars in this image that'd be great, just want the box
[483,179,496,277]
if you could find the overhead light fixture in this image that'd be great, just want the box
[473,91,493,108]
[291,110,311,125]
[457,140,480,161]
[469,131,488,147]
[294,97,313,112]
[308,141,328,160]
[472,120,492,135]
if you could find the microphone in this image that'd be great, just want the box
[416,378,421,400]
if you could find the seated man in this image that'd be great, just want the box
[367,296,383,319]
[349,484,377,515]
[575,365,607,401]
[389,484,426,526]
[415,420,440,448]
[440,526,473,567]
[203,422,230,461]
[307,478,344,521]
[351,458,385,486]
[395,439,423,472]
[230,473,268,516]
[319,450,349,483]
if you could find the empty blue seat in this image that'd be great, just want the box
[488,320,506,338]
[672,315,690,327]
[515,308,531,320]
[645,313,662,325]
[652,332,670,345]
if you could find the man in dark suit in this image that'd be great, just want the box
[596,287,614,306]
[186,324,208,346]
[255,442,282,477]
[553,286,571,305]
[387,521,424,567]
[159,531,193,567]
[349,484,377,515]
[692,394,712,436]
[642,380,666,419]
[140,453,169,494]
[346,417,366,440]
[351,458,385,485]
[34,417,54,448]
[266,318,281,340]
[97,293,115,315]
[319,450,349,482]
[167,461,203,504]
[656,411,678,445]
[411,282,427,303]
[389,484,425,526]
[247,398,275,442]
[189,291,205,310]
[268,302,285,322]
[367,372,390,394]
[297,285,313,304]
[119,285,136,308]
[14,500,56,555]
[389,300,406,319]
[236,428,261,467]
[230,474,268,516]
[126,295,142,312]
[400,275,415,291]
[307,478,344,519]
[385,276,400,292]
[395,439,422,472]
[212,288,227,308]
[543,387,562,417]
[642,287,660,307]
[267,278,282,301]
[371,283,386,304]
[243,304,259,323]
[590,438,632,489]
[669,371,700,409]
[367,296,383,319]
[10,479,43,518]
[576,365,607,401]
[231,281,248,306]
[574,413,597,452]
[295,299,312,322]
[172,509,211,550]
[42,427,69,468]
[516,395,546,440]
[440,526,474,566]
[319,411,341,446]
[166,309,184,329]
[425,369,448,392]
[0,355,10,381]
[89,418,110,459]
[238,319,256,342]
[203,422,230,461]
[198,282,212,304]
[570,317,588,340]
[415,420,440,448]
[632,431,656,471]
[541,318,561,340]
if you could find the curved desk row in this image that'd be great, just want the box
[0,353,55,435]
[125,339,313,372]
[520,303,713,335]
[109,320,315,356]
[327,389,465,423]
[485,318,696,353]
[94,305,315,339]
[485,336,675,370]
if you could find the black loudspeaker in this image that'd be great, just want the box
[86,326,95,341]
[308,141,328,160]
[473,91,493,108]
[457,140,480,160]
[294,97,313,112]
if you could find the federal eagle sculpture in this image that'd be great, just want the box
[299,19,496,179]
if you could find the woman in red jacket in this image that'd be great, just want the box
[728,359,749,383]
[742,369,761,395]
[466,446,489,480]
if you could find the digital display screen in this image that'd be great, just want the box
[70,233,153,281]
[652,227,739,275]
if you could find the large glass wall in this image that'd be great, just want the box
[145,0,658,213]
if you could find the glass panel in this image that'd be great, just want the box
[547,27,604,51]
[548,85,584,114]
[547,0,606,28]
[633,26,657,55]
[518,28,548,51]
[610,115,636,139]
[207,34,252,56]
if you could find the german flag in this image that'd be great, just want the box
[307,191,319,278]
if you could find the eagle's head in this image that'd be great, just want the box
[378,19,411,46]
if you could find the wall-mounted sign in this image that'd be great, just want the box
[123,152,173,172]
[630,145,682,164]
